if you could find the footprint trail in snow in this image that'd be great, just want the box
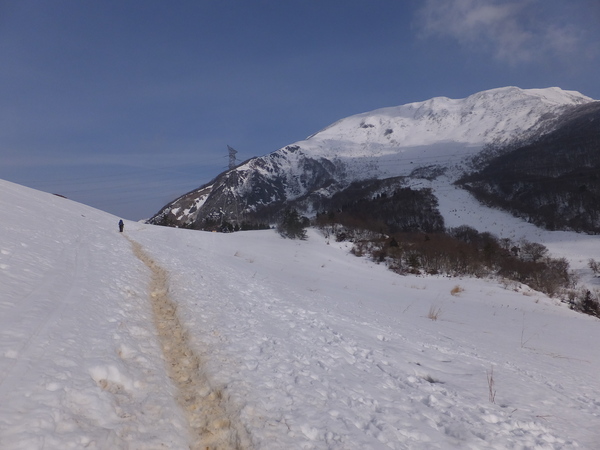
[126,236,251,450]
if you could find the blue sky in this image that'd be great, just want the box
[2,0,599,220]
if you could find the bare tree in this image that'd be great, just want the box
[520,240,549,262]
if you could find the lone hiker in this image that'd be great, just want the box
[119,219,124,232]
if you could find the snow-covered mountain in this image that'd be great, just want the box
[3,177,600,448]
[149,86,593,229]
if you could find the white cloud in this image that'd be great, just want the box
[416,0,584,65]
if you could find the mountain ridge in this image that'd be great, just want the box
[148,86,594,230]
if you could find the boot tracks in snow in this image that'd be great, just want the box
[126,236,252,450]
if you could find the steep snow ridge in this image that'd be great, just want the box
[231,146,339,202]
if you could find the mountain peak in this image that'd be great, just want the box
[149,86,596,229]
[298,87,593,165]
[463,86,591,106]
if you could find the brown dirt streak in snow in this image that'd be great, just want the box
[126,237,252,450]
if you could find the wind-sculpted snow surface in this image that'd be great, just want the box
[2,178,600,448]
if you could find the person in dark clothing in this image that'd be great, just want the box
[119,219,124,232]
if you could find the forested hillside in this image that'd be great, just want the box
[459,102,600,233]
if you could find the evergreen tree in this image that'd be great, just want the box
[277,208,307,240]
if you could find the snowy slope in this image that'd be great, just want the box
[285,86,593,184]
[2,178,600,449]
[150,86,593,228]
[316,88,589,143]
[0,180,189,448]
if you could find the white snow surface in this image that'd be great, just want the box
[2,177,600,449]
[307,87,590,152]
[260,87,593,184]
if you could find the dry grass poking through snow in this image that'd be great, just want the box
[427,305,442,321]
[127,237,252,450]
[487,366,497,404]
[450,285,464,296]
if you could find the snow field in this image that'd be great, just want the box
[2,178,600,449]
[0,180,188,449]
[132,225,600,449]
[427,175,600,279]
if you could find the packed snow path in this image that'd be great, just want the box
[126,236,251,449]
